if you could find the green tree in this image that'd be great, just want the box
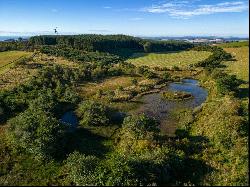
[162,72,171,81]
[143,42,152,53]
[64,151,99,186]
[122,114,160,139]
[7,108,67,159]
[131,78,138,86]
[77,100,110,126]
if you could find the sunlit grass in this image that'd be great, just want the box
[0,51,32,67]
[223,47,249,83]
[77,76,143,98]
[126,50,211,68]
[0,51,32,75]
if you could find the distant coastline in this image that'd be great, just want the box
[0,35,248,42]
[0,36,30,41]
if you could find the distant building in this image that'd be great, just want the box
[185,38,225,44]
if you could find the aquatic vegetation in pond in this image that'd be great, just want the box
[131,79,208,135]
[161,91,193,101]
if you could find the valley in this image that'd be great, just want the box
[0,35,248,186]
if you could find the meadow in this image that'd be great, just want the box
[0,51,32,74]
[0,51,32,68]
[78,76,143,98]
[126,50,211,68]
[223,46,249,83]
[218,41,249,48]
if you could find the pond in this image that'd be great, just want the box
[60,110,78,131]
[131,79,208,135]
[60,79,208,135]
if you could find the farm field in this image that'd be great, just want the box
[126,50,211,68]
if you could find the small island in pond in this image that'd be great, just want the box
[161,90,193,100]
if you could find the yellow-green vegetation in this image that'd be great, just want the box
[0,51,32,74]
[78,76,143,98]
[126,50,211,68]
[162,90,193,100]
[223,47,249,83]
[0,52,82,91]
[0,51,32,67]
[33,53,80,68]
[217,41,249,48]
[0,35,248,186]
[189,72,248,185]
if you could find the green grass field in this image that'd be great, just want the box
[223,46,249,83]
[217,41,249,48]
[126,50,211,68]
[0,51,32,75]
[0,51,32,68]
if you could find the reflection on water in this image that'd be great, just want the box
[132,79,208,135]
[61,111,78,131]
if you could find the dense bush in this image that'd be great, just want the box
[122,114,160,139]
[40,45,122,65]
[216,74,242,95]
[162,72,171,81]
[0,65,82,123]
[64,147,177,186]
[0,41,31,52]
[64,151,99,186]
[137,66,157,79]
[193,45,233,68]
[116,114,160,153]
[77,100,110,126]
[7,107,68,159]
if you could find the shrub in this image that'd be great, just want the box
[7,108,67,159]
[162,91,193,100]
[216,74,242,95]
[95,146,176,186]
[172,66,180,71]
[64,151,99,186]
[162,72,171,81]
[77,100,110,126]
[122,114,160,139]
[137,66,156,79]
[62,87,79,104]
[131,78,138,86]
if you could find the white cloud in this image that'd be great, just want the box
[142,1,249,19]
[103,6,112,9]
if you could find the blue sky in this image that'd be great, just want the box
[0,0,249,37]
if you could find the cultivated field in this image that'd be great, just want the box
[126,50,211,68]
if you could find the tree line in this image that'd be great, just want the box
[29,34,194,56]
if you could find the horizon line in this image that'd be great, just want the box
[0,33,249,38]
